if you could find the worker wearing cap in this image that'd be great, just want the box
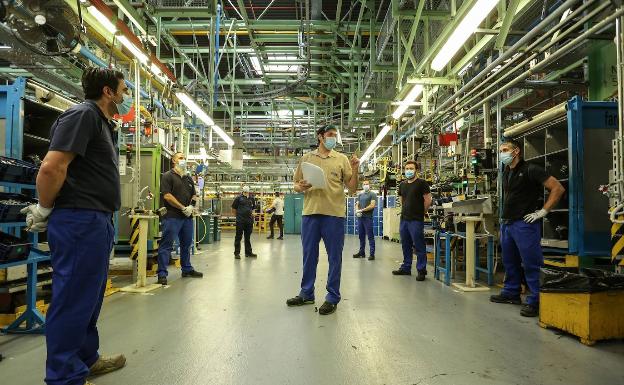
[353,180,377,260]
[287,125,359,315]
[232,185,258,259]
[21,68,129,385]
[490,140,565,317]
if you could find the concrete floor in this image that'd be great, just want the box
[1,233,623,385]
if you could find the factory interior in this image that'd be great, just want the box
[1,0,624,384]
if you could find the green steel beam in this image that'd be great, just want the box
[495,0,521,50]
[112,0,147,34]
[397,0,425,85]
[394,10,452,19]
[349,0,368,58]
[407,76,460,86]
[159,20,380,32]
[179,46,379,55]
[399,32,419,71]
[150,9,217,17]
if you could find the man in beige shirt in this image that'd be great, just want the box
[286,125,359,315]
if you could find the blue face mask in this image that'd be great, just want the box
[324,137,337,150]
[405,170,415,179]
[116,94,133,116]
[500,152,514,166]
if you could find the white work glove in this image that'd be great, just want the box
[524,208,549,223]
[356,210,362,218]
[20,204,52,232]
[182,205,194,217]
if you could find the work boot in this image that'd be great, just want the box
[286,295,315,307]
[353,252,364,258]
[234,253,241,259]
[246,253,258,258]
[368,256,375,261]
[318,301,337,315]
[416,270,427,281]
[157,276,167,285]
[277,236,284,240]
[85,382,96,385]
[88,354,126,377]
[520,304,539,317]
[182,270,203,278]
[392,269,411,276]
[267,235,274,239]
[490,293,522,305]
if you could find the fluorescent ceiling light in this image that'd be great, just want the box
[176,92,215,126]
[250,54,300,74]
[360,124,392,163]
[117,35,148,64]
[87,6,117,33]
[431,0,498,71]
[361,101,369,108]
[392,85,424,120]
[359,109,374,114]
[211,125,235,147]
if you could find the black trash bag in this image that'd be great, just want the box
[540,267,624,293]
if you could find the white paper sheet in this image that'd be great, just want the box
[301,162,326,189]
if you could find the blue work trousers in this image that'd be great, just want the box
[357,216,375,256]
[299,215,345,304]
[500,220,544,305]
[399,220,427,272]
[157,217,194,277]
[45,209,114,385]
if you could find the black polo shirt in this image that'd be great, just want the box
[161,170,197,219]
[398,178,430,221]
[49,100,120,213]
[232,194,255,223]
[502,159,550,220]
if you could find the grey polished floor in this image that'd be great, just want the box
[1,233,623,385]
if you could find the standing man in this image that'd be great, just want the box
[267,192,284,240]
[490,140,565,317]
[21,67,129,385]
[232,185,258,259]
[157,152,204,285]
[353,180,377,260]
[286,125,359,315]
[392,160,432,281]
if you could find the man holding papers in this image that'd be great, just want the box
[286,125,359,315]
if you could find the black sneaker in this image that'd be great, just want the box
[267,235,274,239]
[416,270,427,281]
[182,270,203,278]
[353,252,364,258]
[490,293,522,305]
[392,269,411,275]
[520,304,539,317]
[286,295,315,307]
[277,236,284,240]
[234,253,241,259]
[157,276,167,285]
[246,253,258,258]
[368,256,375,261]
[318,301,337,315]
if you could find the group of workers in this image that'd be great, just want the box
[16,67,565,385]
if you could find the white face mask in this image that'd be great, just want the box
[242,186,250,193]
[363,184,370,192]
[174,159,186,173]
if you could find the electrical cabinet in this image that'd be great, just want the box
[284,193,304,234]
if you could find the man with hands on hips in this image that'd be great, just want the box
[490,140,565,317]
[286,125,359,315]
[157,152,204,286]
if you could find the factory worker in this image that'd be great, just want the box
[392,160,432,281]
[353,180,377,260]
[286,125,359,315]
[232,184,258,259]
[490,140,565,317]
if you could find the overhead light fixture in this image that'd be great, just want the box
[392,85,424,120]
[361,101,369,108]
[211,125,235,147]
[117,35,148,64]
[431,0,498,71]
[87,6,117,33]
[359,109,374,114]
[176,92,215,125]
[360,124,392,163]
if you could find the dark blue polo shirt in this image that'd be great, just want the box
[48,100,120,213]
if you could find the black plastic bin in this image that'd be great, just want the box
[0,156,38,184]
[0,193,37,223]
[541,267,624,293]
[0,231,31,263]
